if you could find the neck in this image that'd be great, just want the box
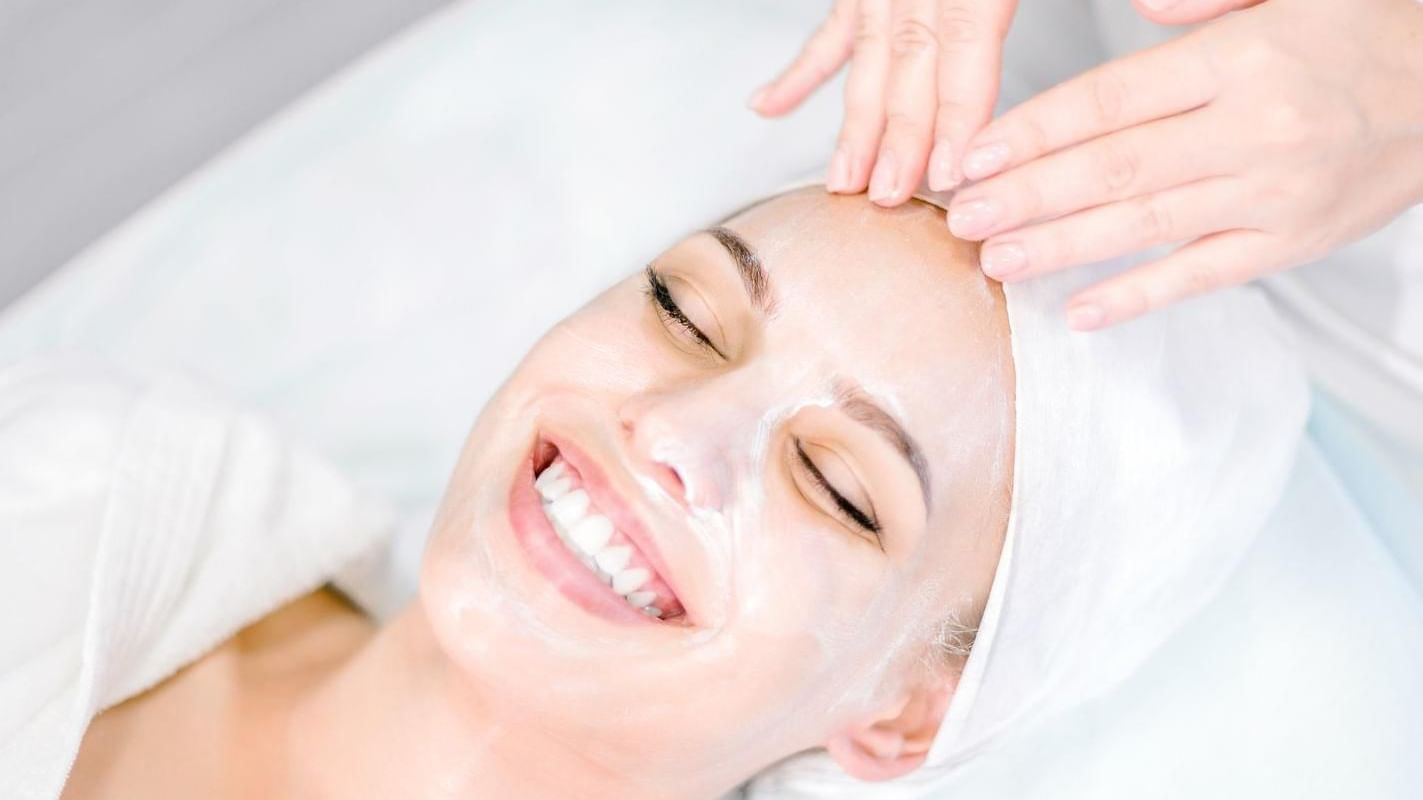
[281,604,706,800]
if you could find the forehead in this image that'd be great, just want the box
[722,190,1011,440]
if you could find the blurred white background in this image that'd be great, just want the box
[0,0,452,308]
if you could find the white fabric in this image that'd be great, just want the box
[0,359,393,799]
[1086,0,1423,493]
[0,1,1417,798]
[940,241,1310,762]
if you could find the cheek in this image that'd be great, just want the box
[717,498,912,712]
[509,288,675,398]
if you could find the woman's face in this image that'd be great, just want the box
[421,188,1015,791]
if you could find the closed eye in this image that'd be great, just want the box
[644,266,726,359]
[796,440,884,551]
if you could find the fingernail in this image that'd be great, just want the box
[947,197,1000,239]
[827,145,852,193]
[1067,302,1107,331]
[747,85,769,110]
[962,142,1011,181]
[980,242,1027,278]
[927,142,959,191]
[869,152,899,204]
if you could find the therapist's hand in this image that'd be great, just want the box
[952,0,1423,330]
[749,0,1019,200]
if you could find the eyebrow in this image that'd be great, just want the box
[700,226,931,508]
[705,226,774,314]
[835,381,932,508]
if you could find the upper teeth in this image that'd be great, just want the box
[535,458,665,618]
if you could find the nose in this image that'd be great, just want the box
[618,395,696,508]
[621,416,689,505]
[617,381,751,511]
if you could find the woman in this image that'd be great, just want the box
[4,186,1303,798]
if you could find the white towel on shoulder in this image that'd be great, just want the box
[0,358,393,799]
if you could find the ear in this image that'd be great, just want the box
[823,675,956,782]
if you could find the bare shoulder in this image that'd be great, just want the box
[62,588,373,799]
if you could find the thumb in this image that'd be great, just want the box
[1130,0,1263,25]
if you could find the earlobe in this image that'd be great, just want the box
[824,678,955,782]
[824,728,929,781]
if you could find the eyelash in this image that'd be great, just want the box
[643,268,882,550]
[643,266,725,358]
[795,440,884,550]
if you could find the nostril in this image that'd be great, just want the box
[656,462,688,506]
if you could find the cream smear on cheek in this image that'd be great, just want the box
[704,377,938,720]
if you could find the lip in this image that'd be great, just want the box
[507,431,694,627]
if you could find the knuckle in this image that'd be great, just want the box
[885,108,930,136]
[1015,180,1045,220]
[1262,99,1311,147]
[834,135,858,160]
[890,17,937,58]
[838,101,883,139]
[852,28,881,51]
[1131,196,1174,242]
[1252,173,1300,214]
[936,4,982,47]
[853,6,885,49]
[1280,172,1330,217]
[935,98,972,121]
[935,113,973,148]
[1229,38,1283,74]
[934,103,978,145]
[1121,281,1155,316]
[1088,68,1129,127]
[1017,116,1051,157]
[1177,260,1221,297]
[1096,144,1142,193]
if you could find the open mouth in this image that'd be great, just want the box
[512,435,689,625]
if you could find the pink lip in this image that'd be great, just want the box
[507,433,692,627]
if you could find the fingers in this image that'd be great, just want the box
[960,34,1218,182]
[948,108,1224,240]
[868,0,940,204]
[828,0,894,193]
[928,0,1017,190]
[750,0,858,117]
[1064,228,1287,330]
[1130,0,1263,26]
[977,176,1245,281]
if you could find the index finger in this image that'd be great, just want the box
[960,33,1219,182]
